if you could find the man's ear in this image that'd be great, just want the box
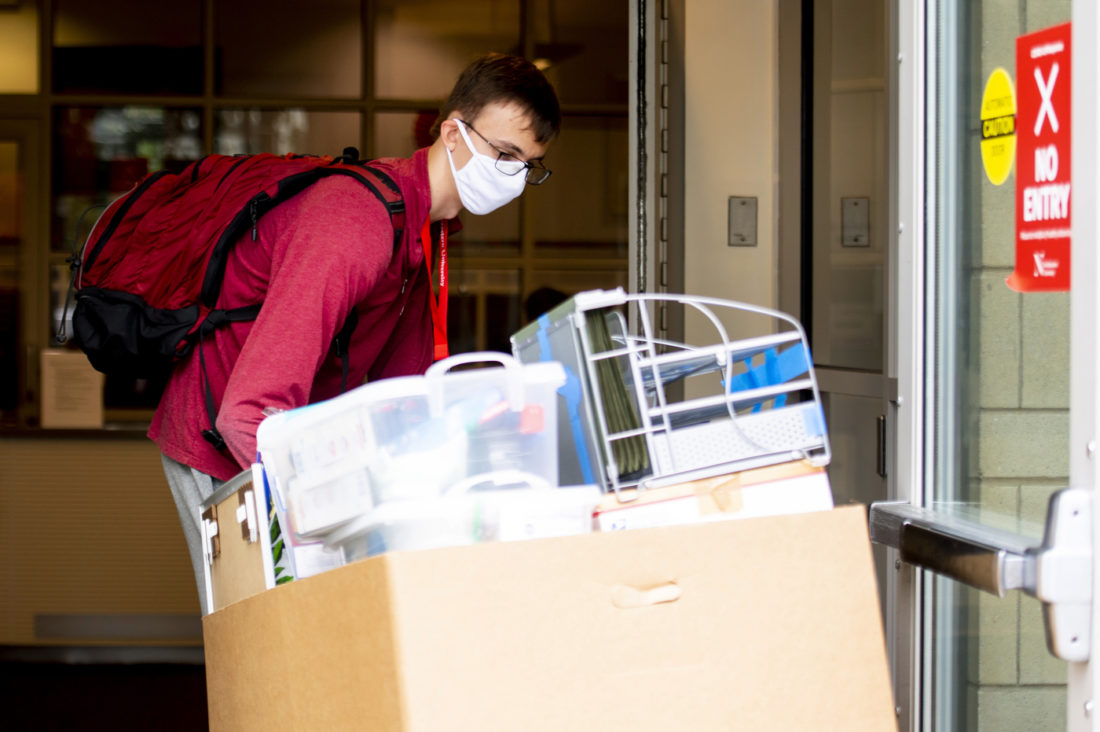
[439,117,461,152]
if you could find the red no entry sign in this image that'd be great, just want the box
[1009,22,1072,292]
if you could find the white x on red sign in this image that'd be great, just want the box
[1034,62,1060,135]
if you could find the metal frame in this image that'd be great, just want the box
[923,4,968,729]
[889,0,927,729]
[567,289,830,496]
[1070,1,1100,727]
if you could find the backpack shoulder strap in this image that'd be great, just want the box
[331,147,406,237]
[198,153,407,309]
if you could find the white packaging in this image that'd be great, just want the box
[256,353,566,541]
[322,473,602,562]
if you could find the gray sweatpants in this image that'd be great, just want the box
[161,454,223,615]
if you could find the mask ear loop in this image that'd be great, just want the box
[454,120,481,158]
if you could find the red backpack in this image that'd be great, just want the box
[62,147,405,447]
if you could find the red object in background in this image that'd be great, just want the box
[1009,22,1072,292]
[107,158,149,193]
[414,110,437,149]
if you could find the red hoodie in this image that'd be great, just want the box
[149,149,435,480]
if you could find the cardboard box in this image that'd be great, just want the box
[39,349,104,428]
[203,505,894,731]
[594,459,833,531]
[199,469,277,614]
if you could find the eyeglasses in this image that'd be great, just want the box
[456,119,552,185]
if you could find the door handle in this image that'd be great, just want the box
[897,521,1028,596]
[870,487,1092,662]
[876,414,887,478]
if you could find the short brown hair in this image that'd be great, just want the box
[432,53,561,144]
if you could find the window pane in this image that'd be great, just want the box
[446,268,520,354]
[808,0,887,373]
[373,0,519,100]
[531,115,628,259]
[451,205,521,256]
[0,1,39,94]
[373,110,438,158]
[447,292,480,355]
[485,292,521,353]
[928,3,1071,729]
[53,0,201,94]
[530,0,629,105]
[522,269,627,322]
[216,0,361,98]
[215,109,360,156]
[53,107,203,253]
[0,143,16,246]
[0,141,19,417]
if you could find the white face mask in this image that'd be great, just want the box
[445,120,527,215]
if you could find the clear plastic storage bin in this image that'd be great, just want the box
[256,353,566,540]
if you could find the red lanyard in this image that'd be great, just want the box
[420,218,449,360]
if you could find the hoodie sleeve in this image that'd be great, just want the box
[215,177,396,469]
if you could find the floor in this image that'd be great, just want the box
[0,661,208,731]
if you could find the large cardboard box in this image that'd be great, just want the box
[203,505,895,731]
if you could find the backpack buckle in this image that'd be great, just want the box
[202,428,228,451]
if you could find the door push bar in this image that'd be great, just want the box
[870,487,1092,662]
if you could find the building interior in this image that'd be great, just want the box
[2,1,626,729]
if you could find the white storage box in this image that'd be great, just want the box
[592,459,833,532]
[322,473,602,561]
[256,353,567,541]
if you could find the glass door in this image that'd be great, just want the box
[776,0,894,636]
[795,0,894,624]
[926,3,1070,728]
[873,1,1100,730]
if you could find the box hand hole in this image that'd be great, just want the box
[610,582,682,609]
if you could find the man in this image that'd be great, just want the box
[150,53,560,612]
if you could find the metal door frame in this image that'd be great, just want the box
[888,1,926,729]
[1069,2,1100,727]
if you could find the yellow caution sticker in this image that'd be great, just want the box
[980,67,1016,185]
